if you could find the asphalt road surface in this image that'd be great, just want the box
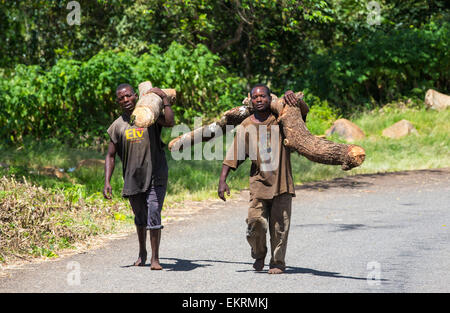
[1,168,449,293]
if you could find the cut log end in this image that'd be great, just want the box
[131,81,177,128]
[138,81,153,95]
[341,145,366,171]
[132,107,156,128]
[168,138,176,151]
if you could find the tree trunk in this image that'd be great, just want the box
[132,81,177,127]
[168,93,298,151]
[168,94,287,151]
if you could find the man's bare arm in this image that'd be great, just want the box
[218,164,231,201]
[103,140,116,199]
[284,90,309,122]
[157,105,175,127]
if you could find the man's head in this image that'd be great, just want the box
[116,83,137,114]
[250,84,271,112]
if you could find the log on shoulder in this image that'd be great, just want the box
[132,81,177,127]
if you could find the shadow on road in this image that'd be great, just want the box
[295,168,448,192]
[237,265,374,281]
[160,258,213,271]
[158,257,250,271]
[296,177,373,191]
[153,257,383,282]
[283,267,378,282]
[120,258,213,271]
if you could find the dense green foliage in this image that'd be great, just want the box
[0,43,245,144]
[301,20,449,111]
[0,0,449,145]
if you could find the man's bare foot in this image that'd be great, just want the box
[253,258,265,271]
[150,258,163,270]
[134,253,147,266]
[268,267,284,274]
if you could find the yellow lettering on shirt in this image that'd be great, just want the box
[125,129,136,140]
[125,128,145,141]
[135,129,144,138]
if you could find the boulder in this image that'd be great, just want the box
[425,89,450,111]
[382,119,417,139]
[325,119,365,142]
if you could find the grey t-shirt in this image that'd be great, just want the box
[107,114,168,197]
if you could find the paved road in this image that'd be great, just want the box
[1,168,449,293]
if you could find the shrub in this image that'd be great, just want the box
[303,91,340,135]
[1,43,246,145]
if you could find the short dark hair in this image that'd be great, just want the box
[116,83,135,94]
[250,84,271,97]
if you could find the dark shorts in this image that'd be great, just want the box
[128,180,167,230]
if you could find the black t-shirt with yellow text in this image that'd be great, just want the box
[107,114,168,197]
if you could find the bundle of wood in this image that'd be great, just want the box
[131,81,177,127]
[168,91,365,171]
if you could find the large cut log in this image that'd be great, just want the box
[275,93,365,170]
[131,81,177,127]
[169,91,365,170]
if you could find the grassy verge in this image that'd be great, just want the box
[0,104,448,264]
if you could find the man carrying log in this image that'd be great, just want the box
[103,83,174,270]
[218,84,304,274]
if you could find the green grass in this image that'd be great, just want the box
[351,106,449,172]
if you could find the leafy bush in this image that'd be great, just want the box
[303,91,340,135]
[133,42,246,123]
[0,42,246,145]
